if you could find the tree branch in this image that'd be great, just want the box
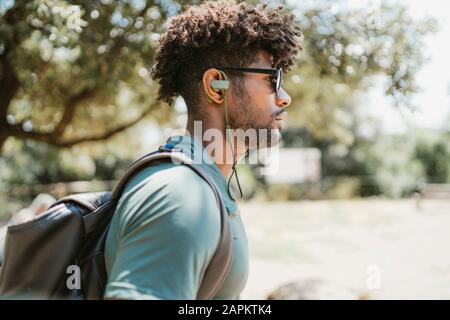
[54,88,97,136]
[0,47,20,126]
[0,3,28,153]
[8,102,157,148]
[0,47,20,155]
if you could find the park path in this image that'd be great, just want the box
[239,199,450,299]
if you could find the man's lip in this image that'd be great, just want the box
[275,111,288,121]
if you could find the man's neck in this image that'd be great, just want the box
[185,117,246,179]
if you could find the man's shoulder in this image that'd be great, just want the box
[114,161,221,233]
[124,161,217,201]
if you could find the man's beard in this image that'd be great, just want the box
[228,92,282,151]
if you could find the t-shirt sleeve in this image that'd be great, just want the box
[103,164,222,300]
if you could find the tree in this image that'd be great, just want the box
[0,0,179,152]
[283,1,436,145]
[414,129,450,184]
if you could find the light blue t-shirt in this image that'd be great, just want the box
[104,135,249,299]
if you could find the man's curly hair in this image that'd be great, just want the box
[151,0,302,116]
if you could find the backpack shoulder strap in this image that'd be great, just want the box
[184,161,233,300]
[111,149,233,300]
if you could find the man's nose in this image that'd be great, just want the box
[276,87,291,108]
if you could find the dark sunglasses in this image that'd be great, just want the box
[200,66,284,94]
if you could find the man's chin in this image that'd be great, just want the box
[246,129,282,150]
[267,129,282,148]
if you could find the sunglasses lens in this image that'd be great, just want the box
[276,69,282,92]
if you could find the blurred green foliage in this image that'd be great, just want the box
[0,0,175,151]
[414,131,450,184]
[285,2,437,145]
[275,126,450,199]
[0,138,133,187]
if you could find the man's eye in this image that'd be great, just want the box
[266,77,276,91]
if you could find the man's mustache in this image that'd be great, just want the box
[273,109,287,118]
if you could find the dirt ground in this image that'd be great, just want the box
[1,198,449,299]
[238,198,450,299]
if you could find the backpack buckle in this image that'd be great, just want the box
[159,144,182,153]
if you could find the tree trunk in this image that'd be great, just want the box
[0,130,8,154]
[0,49,19,155]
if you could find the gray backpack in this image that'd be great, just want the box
[0,145,233,299]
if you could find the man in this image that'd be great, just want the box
[104,0,301,299]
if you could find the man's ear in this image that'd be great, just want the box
[202,68,226,104]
